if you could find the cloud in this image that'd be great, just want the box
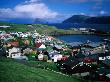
[0,8,22,19]
[0,0,58,20]
[80,13,86,15]
[100,10,107,15]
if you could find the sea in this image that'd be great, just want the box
[56,35,103,43]
[56,35,110,47]
[47,23,110,46]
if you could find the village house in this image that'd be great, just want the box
[22,48,33,55]
[49,50,63,62]
[59,58,96,76]
[32,32,41,38]
[90,44,108,55]
[38,53,44,61]
[83,57,97,65]
[79,28,89,33]
[7,47,21,58]
[89,67,110,81]
[0,25,10,28]
[7,47,28,60]
[102,59,110,67]
[35,42,46,49]
[53,45,63,51]
[7,41,19,47]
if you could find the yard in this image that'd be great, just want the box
[0,57,84,82]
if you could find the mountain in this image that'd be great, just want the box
[85,16,110,24]
[63,15,110,24]
[62,15,90,23]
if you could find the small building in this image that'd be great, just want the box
[38,53,44,60]
[79,28,87,31]
[53,45,63,51]
[35,43,46,49]
[49,51,62,62]
[102,59,110,67]
[8,47,21,58]
[83,57,97,64]
[0,25,10,28]
[98,52,110,61]
[7,41,19,47]
[90,67,110,81]
[7,47,28,60]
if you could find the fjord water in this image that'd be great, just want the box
[56,35,104,43]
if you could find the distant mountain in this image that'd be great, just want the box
[63,15,90,23]
[85,16,110,24]
[63,15,110,24]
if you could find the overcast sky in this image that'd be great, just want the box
[0,0,110,22]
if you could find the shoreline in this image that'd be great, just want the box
[52,33,110,37]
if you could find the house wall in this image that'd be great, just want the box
[11,53,21,58]
[8,47,21,58]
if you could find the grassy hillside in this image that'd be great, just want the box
[0,22,82,35]
[32,24,82,35]
[0,58,83,82]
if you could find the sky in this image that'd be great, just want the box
[0,0,110,23]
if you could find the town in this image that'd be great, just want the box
[0,25,110,82]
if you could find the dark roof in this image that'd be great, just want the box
[65,59,79,67]
[98,52,110,57]
[75,53,85,58]
[102,59,110,67]
[0,46,6,57]
[87,54,99,60]
[72,46,81,49]
[63,56,81,67]
[82,44,94,48]
[96,67,110,75]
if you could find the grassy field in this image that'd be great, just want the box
[0,57,84,82]
[0,22,83,35]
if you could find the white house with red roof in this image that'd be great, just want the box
[35,42,46,49]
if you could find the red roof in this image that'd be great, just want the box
[61,56,68,61]
[8,41,19,47]
[83,58,96,63]
[35,43,42,48]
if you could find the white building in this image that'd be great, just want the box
[0,26,10,28]
[8,47,21,58]
[7,47,28,60]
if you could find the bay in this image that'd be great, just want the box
[56,35,110,47]
[56,35,104,43]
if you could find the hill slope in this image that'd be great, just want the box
[63,15,110,24]
[62,15,89,23]
[0,58,82,82]
[85,16,110,24]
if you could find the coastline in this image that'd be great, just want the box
[52,33,110,37]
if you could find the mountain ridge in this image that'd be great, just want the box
[63,15,110,24]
